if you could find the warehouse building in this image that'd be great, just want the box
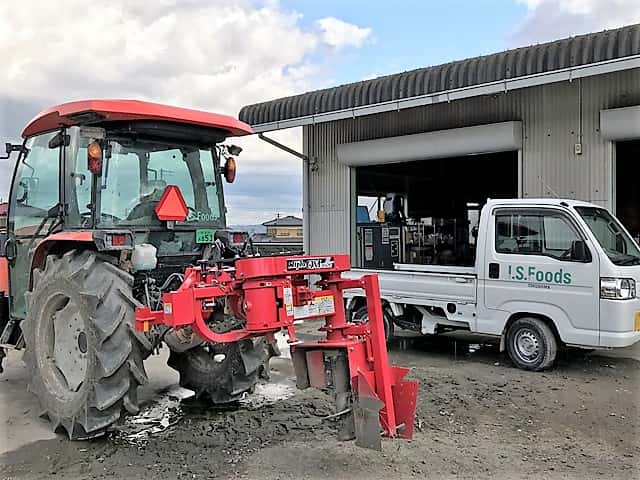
[240,24,640,270]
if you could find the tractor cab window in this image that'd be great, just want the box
[98,139,222,228]
[64,128,93,227]
[9,131,61,235]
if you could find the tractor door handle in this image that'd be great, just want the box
[4,237,17,264]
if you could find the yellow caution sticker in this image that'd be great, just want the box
[283,287,294,317]
[293,295,335,319]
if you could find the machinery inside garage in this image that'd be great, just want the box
[616,139,640,242]
[355,151,518,269]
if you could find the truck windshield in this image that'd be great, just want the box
[98,139,223,228]
[575,207,640,266]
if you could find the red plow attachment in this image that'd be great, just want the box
[135,254,418,449]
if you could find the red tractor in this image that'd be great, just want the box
[0,100,416,448]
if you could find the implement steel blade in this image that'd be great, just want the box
[354,371,384,450]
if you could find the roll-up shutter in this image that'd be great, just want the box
[600,106,640,141]
[337,121,523,166]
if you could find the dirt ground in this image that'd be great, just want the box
[1,332,638,480]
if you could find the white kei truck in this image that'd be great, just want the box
[345,199,640,371]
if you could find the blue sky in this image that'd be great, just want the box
[0,0,637,223]
[278,0,528,88]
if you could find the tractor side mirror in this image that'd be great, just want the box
[223,156,237,183]
[571,240,590,262]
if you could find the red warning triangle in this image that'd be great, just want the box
[155,185,189,221]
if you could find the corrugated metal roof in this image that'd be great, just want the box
[239,24,640,127]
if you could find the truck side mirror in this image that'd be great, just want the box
[571,240,590,262]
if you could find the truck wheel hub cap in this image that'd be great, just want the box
[52,300,88,392]
[515,329,539,362]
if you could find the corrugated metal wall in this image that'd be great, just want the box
[303,69,640,256]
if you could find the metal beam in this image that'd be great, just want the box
[258,133,308,161]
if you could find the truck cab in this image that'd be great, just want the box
[346,198,640,370]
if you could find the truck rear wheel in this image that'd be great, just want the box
[506,317,557,371]
[352,305,393,343]
[22,250,149,439]
[167,338,267,403]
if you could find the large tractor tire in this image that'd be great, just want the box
[22,250,150,439]
[168,338,269,403]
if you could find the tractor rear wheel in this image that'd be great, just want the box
[22,250,150,439]
[168,338,269,403]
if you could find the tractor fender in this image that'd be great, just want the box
[29,230,134,289]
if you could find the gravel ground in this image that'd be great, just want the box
[1,334,638,480]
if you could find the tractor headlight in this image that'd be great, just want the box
[600,278,636,300]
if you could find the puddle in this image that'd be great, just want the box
[240,379,297,409]
[112,385,193,446]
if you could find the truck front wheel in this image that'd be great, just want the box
[506,317,557,371]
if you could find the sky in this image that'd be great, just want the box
[0,0,638,224]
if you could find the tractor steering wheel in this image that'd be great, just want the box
[80,211,121,226]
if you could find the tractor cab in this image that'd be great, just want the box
[4,100,250,321]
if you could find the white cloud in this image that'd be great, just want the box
[513,0,640,45]
[315,17,372,50]
[0,0,372,222]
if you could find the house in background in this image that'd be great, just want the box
[262,215,303,239]
[247,215,304,256]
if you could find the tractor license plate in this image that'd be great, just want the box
[195,229,215,244]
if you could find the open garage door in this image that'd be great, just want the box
[616,140,640,242]
[338,122,522,270]
[601,106,640,242]
[354,151,519,269]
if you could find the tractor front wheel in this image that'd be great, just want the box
[22,250,150,439]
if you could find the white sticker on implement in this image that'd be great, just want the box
[293,295,335,319]
[283,287,294,317]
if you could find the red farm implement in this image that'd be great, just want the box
[135,254,418,449]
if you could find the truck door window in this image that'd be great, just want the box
[496,214,542,254]
[496,211,583,260]
[543,216,577,257]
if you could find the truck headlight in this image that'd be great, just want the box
[600,278,636,300]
